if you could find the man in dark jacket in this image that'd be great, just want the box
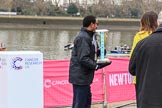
[129,11,162,108]
[69,15,111,108]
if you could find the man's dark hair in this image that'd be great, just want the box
[83,15,96,27]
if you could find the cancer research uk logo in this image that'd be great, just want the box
[11,57,42,70]
[11,57,23,70]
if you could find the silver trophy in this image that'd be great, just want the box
[96,29,110,63]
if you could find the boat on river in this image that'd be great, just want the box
[110,44,131,54]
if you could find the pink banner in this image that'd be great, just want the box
[105,58,136,103]
[44,60,104,107]
[43,58,136,107]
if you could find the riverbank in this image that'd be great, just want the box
[0,15,139,30]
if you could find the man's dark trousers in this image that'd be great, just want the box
[72,84,91,108]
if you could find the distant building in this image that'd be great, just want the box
[0,12,17,15]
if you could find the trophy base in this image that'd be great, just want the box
[97,58,111,63]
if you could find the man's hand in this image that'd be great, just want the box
[96,61,112,70]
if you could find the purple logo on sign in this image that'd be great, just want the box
[12,57,23,70]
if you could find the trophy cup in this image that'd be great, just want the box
[95,29,110,63]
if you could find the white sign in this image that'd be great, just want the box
[0,51,43,108]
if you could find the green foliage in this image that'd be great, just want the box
[11,7,22,15]
[67,3,78,15]
[129,8,140,18]
[22,7,39,15]
[47,6,56,16]
[47,5,68,16]
[110,6,121,18]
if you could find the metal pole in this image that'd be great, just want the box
[103,68,107,108]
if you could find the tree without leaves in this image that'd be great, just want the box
[35,0,48,16]
[0,0,12,11]
[51,0,61,8]
[11,0,32,14]
[1,0,162,18]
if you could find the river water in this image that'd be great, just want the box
[0,25,138,60]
